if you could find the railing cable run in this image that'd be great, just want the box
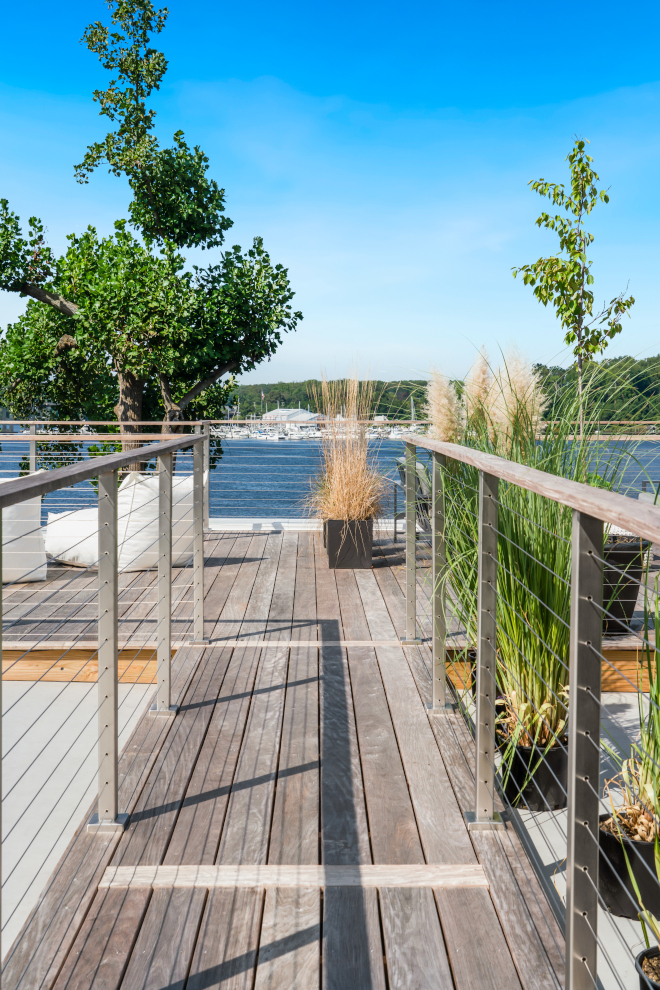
[0,434,207,975]
[400,432,660,990]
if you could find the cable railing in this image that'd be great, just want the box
[0,432,206,964]
[401,432,660,990]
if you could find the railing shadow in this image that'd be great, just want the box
[319,616,377,989]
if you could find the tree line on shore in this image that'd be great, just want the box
[235,358,660,423]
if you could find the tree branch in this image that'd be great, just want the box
[174,359,241,411]
[18,282,79,317]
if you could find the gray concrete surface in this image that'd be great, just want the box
[2,681,152,953]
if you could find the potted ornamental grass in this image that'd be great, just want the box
[600,586,660,927]
[306,374,388,569]
[430,349,638,810]
[613,824,660,988]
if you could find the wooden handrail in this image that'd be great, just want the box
[402,433,660,545]
[0,434,205,511]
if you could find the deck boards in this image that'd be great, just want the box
[2,532,565,990]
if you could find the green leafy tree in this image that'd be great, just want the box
[513,139,634,429]
[75,0,231,249]
[0,221,297,426]
[0,0,301,435]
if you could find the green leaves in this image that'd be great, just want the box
[513,138,634,371]
[128,132,233,248]
[75,0,231,250]
[0,0,302,426]
[0,200,55,293]
[0,215,302,422]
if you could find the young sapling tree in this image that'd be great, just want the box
[513,139,634,432]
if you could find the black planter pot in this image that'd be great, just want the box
[499,738,568,811]
[636,946,660,989]
[598,812,660,919]
[603,536,651,634]
[325,519,373,569]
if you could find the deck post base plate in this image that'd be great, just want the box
[87,813,129,834]
[465,811,505,831]
[149,704,179,717]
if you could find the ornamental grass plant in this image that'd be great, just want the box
[435,350,639,791]
[603,584,660,842]
[306,373,389,522]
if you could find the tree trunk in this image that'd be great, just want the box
[577,344,584,439]
[159,374,185,435]
[114,372,146,471]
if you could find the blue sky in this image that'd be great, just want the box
[2,0,660,383]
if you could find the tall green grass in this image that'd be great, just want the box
[439,365,640,757]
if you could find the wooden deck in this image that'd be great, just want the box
[2,531,564,990]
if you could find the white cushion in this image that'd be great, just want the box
[0,476,47,583]
[45,472,198,572]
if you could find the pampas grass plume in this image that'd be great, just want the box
[463,348,493,422]
[426,368,462,441]
[492,348,547,446]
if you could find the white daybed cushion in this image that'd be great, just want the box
[45,472,196,572]
[0,475,47,583]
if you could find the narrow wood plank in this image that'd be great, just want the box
[429,712,565,989]
[168,534,243,636]
[253,888,320,990]
[379,887,454,990]
[201,534,254,641]
[100,863,489,888]
[371,557,406,640]
[119,888,207,990]
[215,646,289,865]
[263,531,298,642]
[1,650,160,683]
[5,571,102,643]
[187,887,264,990]
[164,647,262,866]
[167,533,289,867]
[268,533,319,865]
[118,645,205,811]
[354,570,476,864]
[322,888,386,990]
[113,647,234,866]
[207,533,272,643]
[335,570,424,865]
[236,533,285,643]
[434,887,523,990]
[473,832,564,990]
[51,888,150,990]
[314,556,371,866]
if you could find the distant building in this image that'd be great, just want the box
[262,408,324,423]
[374,415,389,422]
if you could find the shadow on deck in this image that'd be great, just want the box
[2,531,564,990]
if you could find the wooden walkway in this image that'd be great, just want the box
[2,532,564,990]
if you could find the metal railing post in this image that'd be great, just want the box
[428,452,452,712]
[467,470,504,830]
[89,470,128,832]
[190,440,208,645]
[402,441,421,645]
[393,480,398,543]
[203,421,210,531]
[566,511,603,990]
[29,424,36,474]
[0,509,3,974]
[150,451,177,717]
